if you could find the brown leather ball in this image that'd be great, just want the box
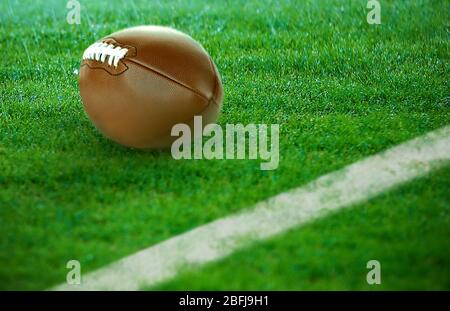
[79,26,223,149]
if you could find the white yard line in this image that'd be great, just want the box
[53,126,450,291]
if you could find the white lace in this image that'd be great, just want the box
[82,42,129,68]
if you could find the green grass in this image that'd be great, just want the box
[0,0,449,290]
[153,168,450,290]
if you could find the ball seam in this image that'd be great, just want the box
[125,58,211,103]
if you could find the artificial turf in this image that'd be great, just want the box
[0,0,449,290]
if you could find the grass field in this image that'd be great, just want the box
[0,0,449,290]
[154,168,450,290]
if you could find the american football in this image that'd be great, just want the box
[80,26,223,148]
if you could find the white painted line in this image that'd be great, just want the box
[53,125,450,291]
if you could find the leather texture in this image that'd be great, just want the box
[79,25,223,149]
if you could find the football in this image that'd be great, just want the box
[79,25,223,149]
